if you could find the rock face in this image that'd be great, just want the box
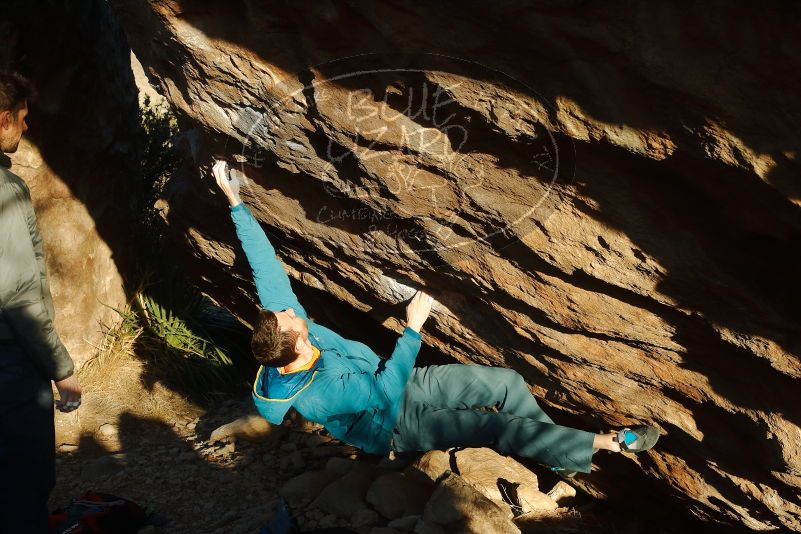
[1,1,138,365]
[423,472,520,534]
[112,1,801,530]
[411,448,556,517]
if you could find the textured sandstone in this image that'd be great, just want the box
[280,470,340,504]
[411,448,554,517]
[366,471,434,520]
[546,480,577,507]
[112,1,801,530]
[423,472,520,533]
[312,465,384,518]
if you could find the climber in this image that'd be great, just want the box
[212,159,659,476]
[0,72,82,533]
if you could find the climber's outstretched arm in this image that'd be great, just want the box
[212,160,307,318]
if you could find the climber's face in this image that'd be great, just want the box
[0,102,28,153]
[275,307,309,343]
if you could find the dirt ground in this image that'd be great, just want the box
[49,336,333,533]
[51,395,355,533]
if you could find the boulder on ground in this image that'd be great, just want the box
[454,448,550,515]
[279,470,340,503]
[351,507,380,527]
[547,480,577,506]
[388,515,421,532]
[423,472,520,533]
[311,466,384,517]
[412,448,554,516]
[408,450,451,483]
[367,471,435,520]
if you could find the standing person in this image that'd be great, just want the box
[0,72,82,533]
[212,160,658,477]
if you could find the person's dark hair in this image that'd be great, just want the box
[251,309,299,367]
[0,72,33,115]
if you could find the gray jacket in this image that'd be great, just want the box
[0,160,74,381]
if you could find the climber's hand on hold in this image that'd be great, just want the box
[213,159,242,207]
[406,290,435,333]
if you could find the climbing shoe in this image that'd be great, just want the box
[614,425,660,453]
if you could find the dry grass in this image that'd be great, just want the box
[55,314,203,450]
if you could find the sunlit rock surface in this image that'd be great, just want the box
[112,1,801,530]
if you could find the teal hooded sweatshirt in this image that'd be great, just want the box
[231,203,422,455]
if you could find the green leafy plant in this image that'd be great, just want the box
[97,283,249,401]
[135,293,234,392]
[103,97,252,400]
[137,95,180,242]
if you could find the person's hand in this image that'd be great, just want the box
[213,159,242,207]
[406,290,435,333]
[54,375,82,413]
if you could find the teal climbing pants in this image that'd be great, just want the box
[390,364,597,473]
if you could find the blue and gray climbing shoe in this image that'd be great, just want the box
[614,425,660,453]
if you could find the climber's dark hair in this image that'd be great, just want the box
[251,308,299,368]
[0,72,34,116]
